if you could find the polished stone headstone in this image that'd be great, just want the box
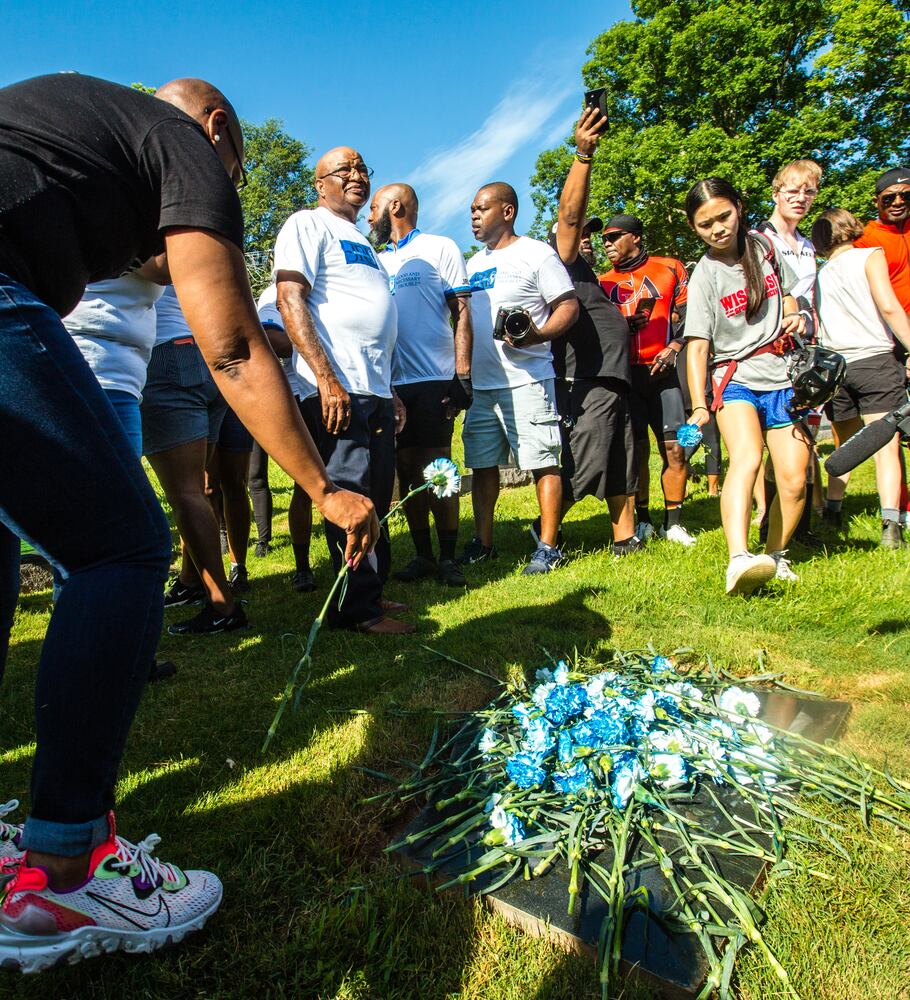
[392,688,851,999]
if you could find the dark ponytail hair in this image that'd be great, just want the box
[685,177,769,320]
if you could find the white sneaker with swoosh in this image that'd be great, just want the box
[0,812,221,973]
[0,800,23,863]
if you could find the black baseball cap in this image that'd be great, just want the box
[876,167,910,194]
[602,213,643,238]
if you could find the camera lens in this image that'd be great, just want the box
[504,310,531,341]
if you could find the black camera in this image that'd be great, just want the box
[493,306,532,343]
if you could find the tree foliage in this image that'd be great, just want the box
[530,0,910,260]
[239,118,315,285]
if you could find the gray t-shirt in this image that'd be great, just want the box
[684,237,798,391]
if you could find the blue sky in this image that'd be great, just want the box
[0,0,630,248]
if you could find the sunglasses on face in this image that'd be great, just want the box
[881,190,910,208]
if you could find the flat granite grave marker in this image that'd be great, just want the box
[392,688,851,999]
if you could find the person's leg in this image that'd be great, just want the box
[0,279,170,878]
[865,413,903,511]
[764,421,813,554]
[248,441,273,552]
[396,445,435,562]
[715,402,766,557]
[824,417,862,504]
[533,468,563,547]
[702,411,722,495]
[146,440,235,615]
[608,495,636,541]
[217,449,252,568]
[471,467,500,548]
[461,388,509,554]
[628,372,653,530]
[0,522,19,685]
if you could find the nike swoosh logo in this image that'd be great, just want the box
[85,889,171,929]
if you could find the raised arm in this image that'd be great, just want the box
[164,228,378,564]
[555,106,607,265]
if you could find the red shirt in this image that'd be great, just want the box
[855,219,910,313]
[599,255,688,365]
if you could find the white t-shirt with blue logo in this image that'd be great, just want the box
[379,229,470,385]
[467,236,575,390]
[256,284,307,400]
[273,205,397,398]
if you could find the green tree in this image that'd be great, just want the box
[530,0,910,261]
[239,118,315,292]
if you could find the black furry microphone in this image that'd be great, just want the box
[825,412,902,477]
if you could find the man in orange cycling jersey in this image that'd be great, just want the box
[599,215,694,545]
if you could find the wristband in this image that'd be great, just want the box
[575,151,593,163]
[692,405,708,413]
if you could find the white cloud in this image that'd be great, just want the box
[406,77,577,236]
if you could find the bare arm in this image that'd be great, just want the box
[261,324,292,359]
[555,106,606,265]
[164,229,378,564]
[447,295,473,375]
[780,294,806,337]
[276,272,351,434]
[686,338,711,427]
[135,253,170,285]
[866,248,910,354]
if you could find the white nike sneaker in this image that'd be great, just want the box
[769,550,799,583]
[0,800,23,862]
[659,524,697,547]
[634,522,655,542]
[0,812,222,973]
[725,552,777,596]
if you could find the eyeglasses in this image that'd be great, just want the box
[601,231,627,244]
[203,106,247,190]
[318,162,374,182]
[881,190,910,207]
[778,187,818,200]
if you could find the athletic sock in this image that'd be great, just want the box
[437,529,458,562]
[882,507,900,524]
[411,527,435,562]
[664,502,683,530]
[635,503,652,525]
[292,543,311,574]
[825,498,843,513]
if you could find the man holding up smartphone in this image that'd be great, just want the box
[599,216,694,545]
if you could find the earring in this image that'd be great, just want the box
[214,134,222,143]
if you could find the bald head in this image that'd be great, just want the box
[368,183,420,247]
[156,78,244,189]
[477,182,519,214]
[314,146,372,221]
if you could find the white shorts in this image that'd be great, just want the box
[462,379,561,471]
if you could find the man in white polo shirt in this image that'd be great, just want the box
[368,183,473,588]
[274,146,413,634]
[459,182,578,574]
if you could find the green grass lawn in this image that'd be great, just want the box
[3,442,910,999]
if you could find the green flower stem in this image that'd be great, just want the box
[262,481,437,752]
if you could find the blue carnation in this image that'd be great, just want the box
[557,730,574,762]
[553,761,594,795]
[544,682,590,726]
[523,716,555,756]
[506,751,548,788]
[650,655,673,674]
[676,422,703,448]
[570,712,628,749]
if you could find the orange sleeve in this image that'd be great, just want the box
[673,259,689,308]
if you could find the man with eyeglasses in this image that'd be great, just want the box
[0,76,379,969]
[755,159,824,548]
[275,147,414,634]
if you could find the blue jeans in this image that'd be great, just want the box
[0,275,171,856]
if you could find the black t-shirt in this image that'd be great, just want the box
[0,74,244,316]
[551,253,631,384]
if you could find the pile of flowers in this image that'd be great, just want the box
[378,649,910,1000]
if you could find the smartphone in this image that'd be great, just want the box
[635,297,657,319]
[584,88,608,132]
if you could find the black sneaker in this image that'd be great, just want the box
[437,559,467,587]
[163,578,205,608]
[291,569,317,593]
[611,536,643,557]
[393,556,437,583]
[456,537,497,565]
[167,603,248,636]
[793,529,824,550]
[147,659,177,683]
[529,517,564,549]
[881,519,904,550]
[229,565,250,593]
[254,541,271,558]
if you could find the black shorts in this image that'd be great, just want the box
[393,379,455,450]
[217,406,253,453]
[557,378,637,502]
[629,365,687,443]
[826,352,907,422]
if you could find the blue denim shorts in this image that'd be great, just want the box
[721,382,802,430]
[140,339,227,455]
